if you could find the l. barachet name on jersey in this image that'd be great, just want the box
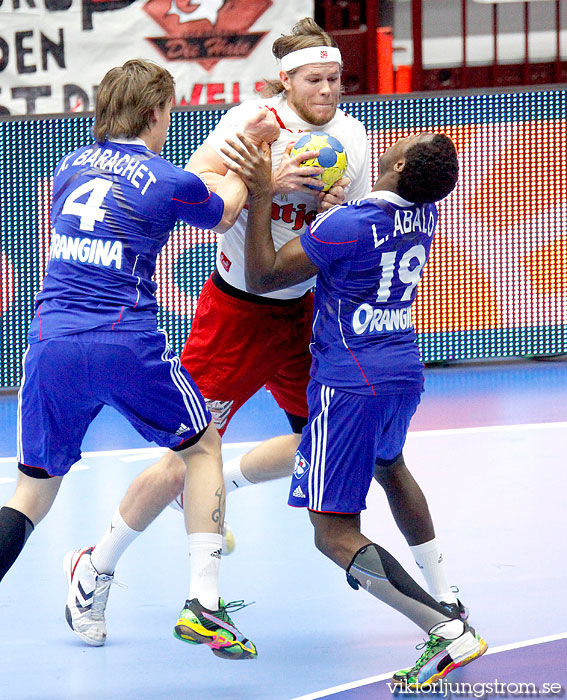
[352,304,412,335]
[50,231,123,270]
[58,148,158,195]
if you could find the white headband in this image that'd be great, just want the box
[280,46,342,72]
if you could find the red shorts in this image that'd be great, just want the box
[180,273,313,435]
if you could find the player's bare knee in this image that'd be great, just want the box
[177,421,221,462]
[312,524,333,557]
[125,455,184,504]
[309,514,338,558]
[9,469,62,525]
[311,522,358,570]
[163,452,186,493]
[374,453,406,487]
[194,421,221,456]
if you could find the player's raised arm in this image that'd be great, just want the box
[184,144,246,233]
[184,107,281,233]
[221,134,319,293]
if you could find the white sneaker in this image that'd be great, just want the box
[63,547,114,646]
[168,493,235,555]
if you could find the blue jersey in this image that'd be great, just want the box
[28,138,224,342]
[300,191,438,395]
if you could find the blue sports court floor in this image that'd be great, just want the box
[0,359,566,700]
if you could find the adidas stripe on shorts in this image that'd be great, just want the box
[17,329,211,476]
[288,380,421,514]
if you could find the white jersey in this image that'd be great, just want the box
[204,94,370,300]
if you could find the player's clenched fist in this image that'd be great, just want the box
[242,107,280,146]
[222,134,273,200]
[318,176,351,212]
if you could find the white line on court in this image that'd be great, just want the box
[119,441,262,462]
[407,421,567,439]
[1,422,566,467]
[484,631,567,654]
[0,441,264,465]
[288,632,567,700]
[120,449,166,462]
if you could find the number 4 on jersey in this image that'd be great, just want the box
[61,178,113,232]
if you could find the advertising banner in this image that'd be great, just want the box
[0,0,313,115]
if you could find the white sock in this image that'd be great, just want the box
[223,455,253,493]
[91,508,141,575]
[410,538,458,605]
[431,618,465,640]
[188,532,222,610]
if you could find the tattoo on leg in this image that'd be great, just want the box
[211,486,225,534]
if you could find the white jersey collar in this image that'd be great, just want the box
[108,136,147,147]
[364,190,414,207]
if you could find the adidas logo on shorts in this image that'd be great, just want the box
[293,485,306,499]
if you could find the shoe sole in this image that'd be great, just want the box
[211,645,257,660]
[393,638,488,689]
[173,623,257,660]
[63,551,106,647]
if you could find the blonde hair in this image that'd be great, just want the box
[262,17,338,97]
[94,59,175,143]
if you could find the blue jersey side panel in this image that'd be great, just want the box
[28,141,224,342]
[300,198,438,394]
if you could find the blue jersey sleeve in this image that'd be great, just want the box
[300,205,359,269]
[171,170,224,230]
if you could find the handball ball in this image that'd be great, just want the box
[290,132,348,192]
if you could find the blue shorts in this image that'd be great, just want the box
[288,381,421,514]
[17,330,211,476]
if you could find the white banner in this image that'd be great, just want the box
[0,0,313,115]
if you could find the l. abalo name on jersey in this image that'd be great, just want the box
[49,231,123,270]
[352,304,412,335]
[374,206,436,248]
[394,206,435,238]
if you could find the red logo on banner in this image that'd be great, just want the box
[144,0,272,70]
[320,50,327,59]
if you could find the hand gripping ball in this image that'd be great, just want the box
[290,131,348,192]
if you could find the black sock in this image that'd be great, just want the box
[0,506,34,582]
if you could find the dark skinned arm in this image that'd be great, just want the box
[221,134,319,294]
